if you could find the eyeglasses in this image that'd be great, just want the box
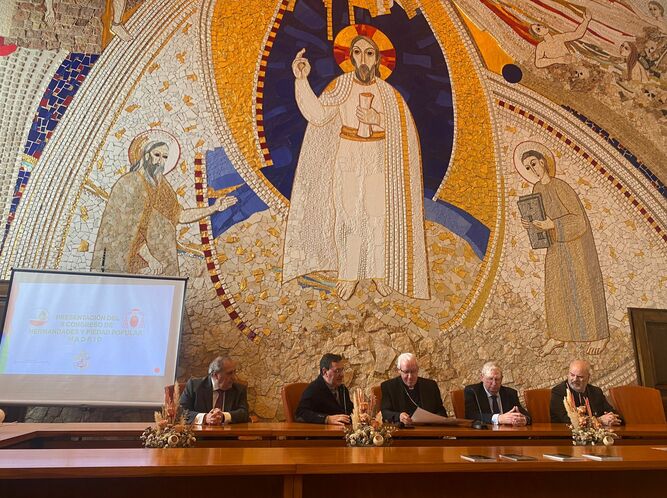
[483,376,502,382]
[399,369,418,375]
[329,368,345,374]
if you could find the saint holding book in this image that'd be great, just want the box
[514,141,609,356]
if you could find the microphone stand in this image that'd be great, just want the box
[465,386,488,430]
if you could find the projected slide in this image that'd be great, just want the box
[0,282,173,376]
[0,270,185,406]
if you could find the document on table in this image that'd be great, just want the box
[581,454,622,461]
[410,407,461,425]
[542,453,584,462]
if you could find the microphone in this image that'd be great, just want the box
[465,386,488,430]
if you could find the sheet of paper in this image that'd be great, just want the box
[410,407,461,425]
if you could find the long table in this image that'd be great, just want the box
[3,422,667,448]
[1,444,667,497]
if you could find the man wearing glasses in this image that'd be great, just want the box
[381,353,447,425]
[550,359,622,425]
[464,361,531,426]
[179,355,248,425]
[296,353,353,425]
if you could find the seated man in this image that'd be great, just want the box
[179,355,249,424]
[550,359,622,426]
[464,361,531,426]
[296,353,353,425]
[381,353,447,425]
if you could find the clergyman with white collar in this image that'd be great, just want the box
[380,352,447,425]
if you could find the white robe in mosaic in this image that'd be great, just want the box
[282,71,429,298]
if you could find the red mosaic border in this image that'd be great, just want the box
[194,154,258,342]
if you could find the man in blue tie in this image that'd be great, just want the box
[464,362,531,426]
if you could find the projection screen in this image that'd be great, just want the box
[0,269,186,406]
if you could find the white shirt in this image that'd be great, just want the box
[483,386,503,425]
[194,376,232,425]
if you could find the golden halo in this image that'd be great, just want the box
[127,130,181,175]
[513,141,556,184]
[333,24,396,80]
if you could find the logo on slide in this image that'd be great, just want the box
[29,308,48,327]
[125,308,145,329]
[74,351,90,370]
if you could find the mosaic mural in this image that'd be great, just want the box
[0,0,666,421]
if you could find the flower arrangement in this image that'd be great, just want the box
[141,383,196,448]
[344,388,394,447]
[563,390,616,446]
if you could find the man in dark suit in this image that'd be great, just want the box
[179,355,249,424]
[464,362,531,425]
[550,359,622,425]
[296,353,353,425]
[381,353,447,424]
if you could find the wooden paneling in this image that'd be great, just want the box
[628,307,667,413]
[1,445,667,498]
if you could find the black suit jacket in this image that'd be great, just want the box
[464,383,532,424]
[295,375,353,424]
[179,376,249,424]
[550,380,621,423]
[380,376,447,423]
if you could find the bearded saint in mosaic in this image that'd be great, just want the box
[92,133,236,276]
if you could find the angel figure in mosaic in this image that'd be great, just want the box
[282,24,429,301]
[620,41,650,84]
[531,9,592,68]
[91,130,237,276]
[648,1,665,25]
[514,142,609,356]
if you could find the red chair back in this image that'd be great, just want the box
[524,388,552,423]
[450,389,465,419]
[610,385,666,424]
[281,383,309,422]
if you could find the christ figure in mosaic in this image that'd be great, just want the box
[515,141,609,356]
[91,130,237,276]
[282,24,429,301]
